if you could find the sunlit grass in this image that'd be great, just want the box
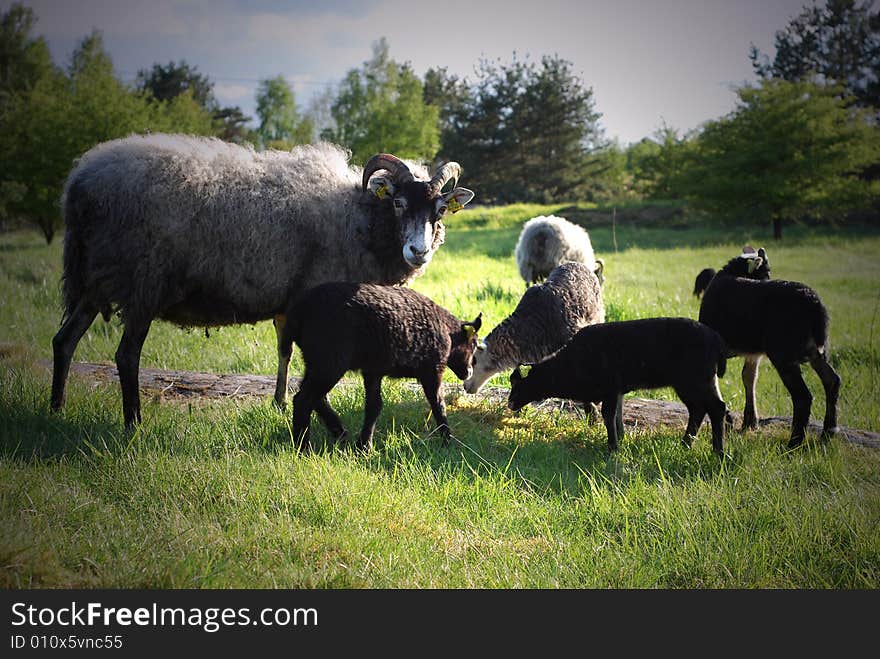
[1,206,879,588]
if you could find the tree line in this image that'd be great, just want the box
[1,0,878,242]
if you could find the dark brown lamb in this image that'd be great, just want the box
[279,282,482,450]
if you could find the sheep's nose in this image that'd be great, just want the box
[408,245,428,258]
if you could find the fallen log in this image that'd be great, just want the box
[33,359,879,450]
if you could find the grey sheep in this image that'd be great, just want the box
[278,282,482,451]
[51,134,474,426]
[514,214,603,286]
[507,318,729,455]
[698,247,840,448]
[463,262,605,394]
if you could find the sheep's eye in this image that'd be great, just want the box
[437,206,448,217]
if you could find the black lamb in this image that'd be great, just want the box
[698,248,840,448]
[278,282,482,450]
[507,318,729,454]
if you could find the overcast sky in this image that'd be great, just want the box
[8,0,813,144]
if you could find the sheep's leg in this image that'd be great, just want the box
[705,393,727,456]
[601,393,623,452]
[273,314,291,409]
[771,360,813,448]
[810,352,840,438]
[115,318,152,428]
[741,355,762,430]
[51,299,98,412]
[615,394,625,441]
[359,373,383,451]
[680,396,705,448]
[314,395,347,443]
[290,375,319,450]
[419,373,450,443]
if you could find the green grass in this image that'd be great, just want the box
[1,204,879,588]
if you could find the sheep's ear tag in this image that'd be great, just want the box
[747,257,763,274]
[464,324,477,339]
[369,177,393,199]
[443,187,475,213]
[520,364,532,377]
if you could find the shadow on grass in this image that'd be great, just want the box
[341,395,730,499]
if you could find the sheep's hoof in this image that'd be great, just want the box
[273,398,287,411]
[821,426,839,440]
[724,412,735,430]
[681,434,696,448]
[740,420,759,432]
[786,436,805,449]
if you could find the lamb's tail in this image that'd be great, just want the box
[813,304,831,357]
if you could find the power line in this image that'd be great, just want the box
[116,70,338,88]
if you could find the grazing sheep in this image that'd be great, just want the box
[507,318,729,454]
[462,262,605,395]
[278,282,482,450]
[514,215,600,286]
[698,247,839,447]
[51,134,474,427]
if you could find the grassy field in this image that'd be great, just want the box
[1,203,879,588]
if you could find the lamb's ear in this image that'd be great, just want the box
[368,176,396,199]
[462,312,482,339]
[441,187,475,214]
[757,247,767,259]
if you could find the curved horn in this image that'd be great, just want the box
[428,161,462,196]
[362,153,415,191]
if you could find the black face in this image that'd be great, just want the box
[447,314,482,381]
[393,181,448,268]
[507,366,540,412]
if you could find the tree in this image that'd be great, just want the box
[327,38,439,164]
[434,53,602,204]
[0,28,215,242]
[679,79,880,239]
[136,60,215,108]
[255,74,311,148]
[626,123,695,199]
[0,2,53,99]
[137,59,255,144]
[750,0,880,111]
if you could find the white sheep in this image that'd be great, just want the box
[463,261,605,394]
[514,215,602,287]
[51,134,475,426]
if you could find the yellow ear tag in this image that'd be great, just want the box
[375,184,388,199]
[465,324,477,339]
[447,198,463,213]
[520,364,532,377]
